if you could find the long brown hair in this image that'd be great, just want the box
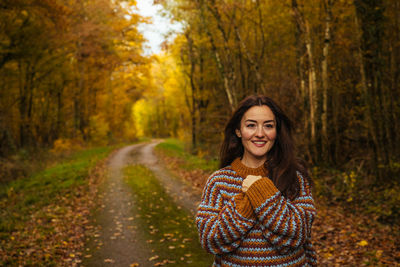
[220,95,311,200]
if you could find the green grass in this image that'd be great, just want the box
[155,138,218,172]
[0,146,113,234]
[124,165,214,266]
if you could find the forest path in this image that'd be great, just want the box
[135,141,201,215]
[83,141,201,266]
[83,143,151,266]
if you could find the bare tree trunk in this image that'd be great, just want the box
[321,0,333,162]
[56,82,64,140]
[185,31,198,152]
[198,51,209,146]
[291,0,318,160]
[333,71,339,164]
[305,21,318,154]
[232,0,267,94]
[390,44,399,158]
[233,22,266,94]
[197,0,237,111]
[388,1,400,160]
[18,60,35,148]
[354,0,387,179]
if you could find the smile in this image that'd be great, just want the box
[252,141,267,147]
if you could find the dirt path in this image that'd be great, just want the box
[84,144,151,267]
[83,141,202,266]
[135,141,202,215]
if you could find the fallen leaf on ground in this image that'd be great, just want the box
[148,255,159,261]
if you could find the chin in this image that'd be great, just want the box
[251,153,268,159]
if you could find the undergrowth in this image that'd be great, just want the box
[312,166,400,225]
[0,146,112,248]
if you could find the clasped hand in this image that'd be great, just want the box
[242,175,262,192]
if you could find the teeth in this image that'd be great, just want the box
[253,141,266,144]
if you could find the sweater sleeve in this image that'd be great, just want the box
[196,171,257,255]
[245,172,316,254]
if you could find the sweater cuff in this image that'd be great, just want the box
[234,193,255,219]
[246,178,279,209]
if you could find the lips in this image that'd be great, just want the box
[252,140,267,147]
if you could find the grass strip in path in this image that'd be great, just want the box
[124,165,214,266]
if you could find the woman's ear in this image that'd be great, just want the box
[235,129,241,138]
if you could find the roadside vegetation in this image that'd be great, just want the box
[155,138,218,172]
[124,164,214,266]
[0,146,113,266]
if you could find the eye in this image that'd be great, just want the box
[246,123,256,128]
[264,123,274,129]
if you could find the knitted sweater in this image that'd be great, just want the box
[196,158,317,266]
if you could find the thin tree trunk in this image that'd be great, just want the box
[18,60,35,148]
[198,0,237,111]
[291,0,318,160]
[233,22,266,94]
[305,21,318,154]
[183,31,198,151]
[321,0,333,162]
[354,0,387,178]
[232,0,266,94]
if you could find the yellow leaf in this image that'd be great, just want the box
[376,250,383,258]
[324,252,333,258]
[358,240,368,246]
[130,263,139,267]
[149,255,159,261]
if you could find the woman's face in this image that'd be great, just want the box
[235,105,277,167]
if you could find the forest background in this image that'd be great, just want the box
[0,0,399,259]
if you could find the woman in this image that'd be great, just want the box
[196,95,317,266]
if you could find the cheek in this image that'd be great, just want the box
[240,128,253,140]
[267,130,277,141]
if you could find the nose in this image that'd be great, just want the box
[255,125,265,138]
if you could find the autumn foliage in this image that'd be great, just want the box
[0,0,150,156]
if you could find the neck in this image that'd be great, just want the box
[231,158,267,178]
[241,154,266,168]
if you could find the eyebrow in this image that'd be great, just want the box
[245,119,275,123]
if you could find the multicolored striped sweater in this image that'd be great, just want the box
[196,158,317,266]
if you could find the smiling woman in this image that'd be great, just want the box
[234,105,277,168]
[196,95,317,266]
